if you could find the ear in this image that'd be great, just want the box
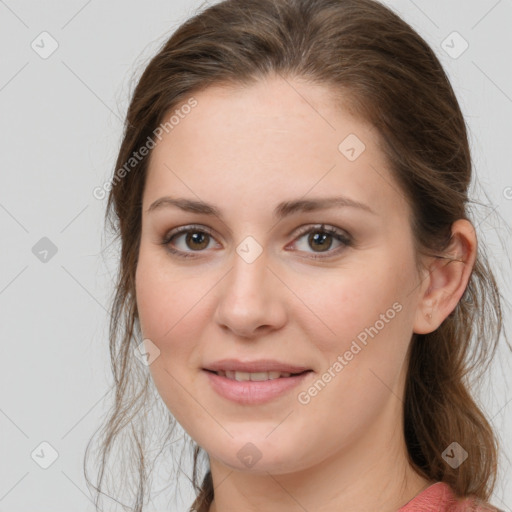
[413,219,477,335]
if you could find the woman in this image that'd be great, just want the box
[85,0,508,511]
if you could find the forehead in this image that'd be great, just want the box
[143,75,409,221]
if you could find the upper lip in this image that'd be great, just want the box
[203,359,312,374]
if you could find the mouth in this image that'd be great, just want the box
[203,369,313,381]
[202,368,314,405]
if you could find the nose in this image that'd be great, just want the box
[213,249,287,339]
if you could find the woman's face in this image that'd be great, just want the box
[135,75,426,474]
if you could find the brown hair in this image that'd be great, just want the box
[84,0,510,510]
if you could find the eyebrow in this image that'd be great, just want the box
[147,195,376,219]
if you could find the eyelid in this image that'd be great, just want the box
[291,223,352,243]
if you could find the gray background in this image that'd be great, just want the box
[0,0,511,511]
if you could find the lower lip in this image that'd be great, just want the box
[203,370,313,405]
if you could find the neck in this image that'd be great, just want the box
[206,420,432,512]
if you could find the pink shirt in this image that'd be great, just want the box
[398,482,504,512]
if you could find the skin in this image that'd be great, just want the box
[135,74,477,512]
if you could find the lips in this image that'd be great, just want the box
[203,358,312,374]
[204,367,313,404]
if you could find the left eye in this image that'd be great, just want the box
[161,224,352,259]
[289,224,352,259]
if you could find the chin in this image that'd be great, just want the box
[205,437,311,475]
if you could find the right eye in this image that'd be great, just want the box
[161,225,219,258]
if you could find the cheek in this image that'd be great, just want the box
[136,246,194,339]
[135,251,207,426]
[292,271,411,446]
[302,263,405,354]
[135,245,230,382]
[297,261,414,413]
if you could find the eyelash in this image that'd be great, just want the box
[160,223,353,260]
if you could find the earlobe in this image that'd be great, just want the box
[412,219,477,335]
[413,291,438,335]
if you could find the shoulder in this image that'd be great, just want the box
[398,482,504,512]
